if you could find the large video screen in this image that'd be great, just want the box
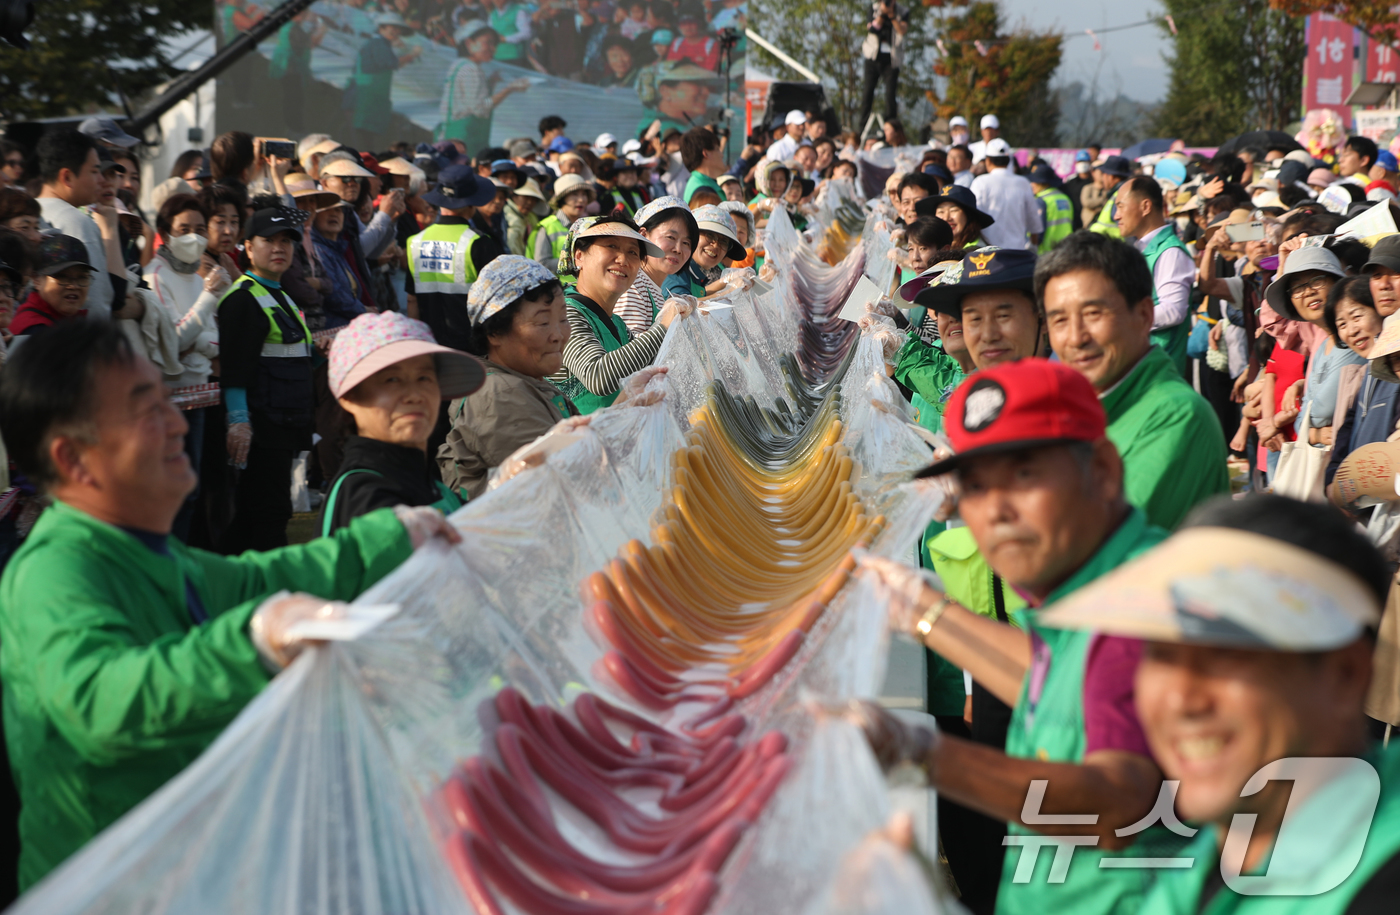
[214,0,746,153]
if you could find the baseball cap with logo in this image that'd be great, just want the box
[912,246,1036,317]
[915,358,1106,478]
[328,311,486,400]
[246,208,305,242]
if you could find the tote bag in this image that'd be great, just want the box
[1271,405,1330,502]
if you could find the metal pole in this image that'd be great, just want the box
[743,28,822,84]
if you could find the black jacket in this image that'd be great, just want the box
[319,435,453,536]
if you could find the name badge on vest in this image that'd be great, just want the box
[416,239,456,275]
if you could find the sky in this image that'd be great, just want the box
[997,0,1171,103]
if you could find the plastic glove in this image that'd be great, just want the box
[226,422,252,469]
[857,553,946,636]
[614,365,669,407]
[841,698,938,774]
[758,263,778,284]
[657,295,696,328]
[720,266,756,291]
[865,295,901,320]
[248,591,346,670]
[488,415,594,491]
[927,444,962,522]
[202,264,231,296]
[393,504,464,549]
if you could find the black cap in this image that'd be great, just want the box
[1365,235,1400,275]
[246,208,305,242]
[1095,155,1132,178]
[1276,159,1309,188]
[915,247,1037,317]
[36,235,95,276]
[933,185,995,228]
[1027,163,1060,185]
[0,260,21,285]
[422,164,498,209]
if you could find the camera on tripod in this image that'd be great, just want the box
[717,27,740,49]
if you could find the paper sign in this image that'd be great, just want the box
[285,603,402,642]
[837,275,886,323]
[1298,234,1334,248]
[1336,203,1398,242]
[751,278,773,296]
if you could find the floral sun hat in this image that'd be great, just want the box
[467,255,559,327]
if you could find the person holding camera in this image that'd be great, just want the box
[857,0,908,137]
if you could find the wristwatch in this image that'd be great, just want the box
[915,595,953,636]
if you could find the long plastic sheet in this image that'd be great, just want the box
[9,203,946,915]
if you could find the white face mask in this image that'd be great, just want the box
[167,232,208,264]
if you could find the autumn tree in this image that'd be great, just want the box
[927,1,1063,146]
[1155,0,1306,142]
[1269,1,1399,46]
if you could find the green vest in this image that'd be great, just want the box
[998,510,1185,915]
[1138,745,1400,915]
[438,58,493,153]
[1143,224,1193,379]
[1036,187,1074,253]
[562,290,630,414]
[490,5,524,60]
[1089,185,1123,239]
[407,221,482,295]
[529,213,570,270]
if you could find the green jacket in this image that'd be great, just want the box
[999,509,1178,915]
[1139,744,1400,915]
[892,336,967,435]
[0,501,413,888]
[1103,345,1229,531]
[684,171,723,204]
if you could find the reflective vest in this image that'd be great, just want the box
[528,213,571,271]
[407,221,482,295]
[218,274,314,429]
[1089,183,1123,238]
[1036,187,1074,253]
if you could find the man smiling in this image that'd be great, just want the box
[1037,232,1226,530]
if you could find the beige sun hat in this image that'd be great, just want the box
[319,156,375,179]
[550,173,597,207]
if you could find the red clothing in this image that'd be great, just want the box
[667,36,720,71]
[1082,635,1153,758]
[1267,342,1305,441]
[10,291,85,336]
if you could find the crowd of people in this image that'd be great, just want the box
[1,97,1400,915]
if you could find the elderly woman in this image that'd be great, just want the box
[438,256,576,497]
[311,198,375,328]
[616,196,697,333]
[555,215,690,413]
[663,204,746,300]
[319,311,487,535]
[534,173,595,273]
[1266,247,1362,447]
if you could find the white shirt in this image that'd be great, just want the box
[1133,224,1195,332]
[38,196,113,319]
[766,134,800,163]
[968,139,987,164]
[952,170,974,188]
[969,168,1041,250]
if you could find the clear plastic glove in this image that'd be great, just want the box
[226,422,252,469]
[866,295,901,320]
[248,591,346,670]
[658,295,696,328]
[759,263,778,284]
[488,415,595,491]
[720,266,756,291]
[392,504,464,549]
[927,445,962,522]
[202,264,231,296]
[841,698,938,774]
[857,553,945,636]
[614,365,669,407]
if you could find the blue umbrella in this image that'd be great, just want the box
[1120,138,1177,160]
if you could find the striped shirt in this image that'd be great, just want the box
[616,270,665,335]
[553,295,669,396]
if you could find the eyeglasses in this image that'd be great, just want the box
[49,273,93,288]
[1289,276,1333,299]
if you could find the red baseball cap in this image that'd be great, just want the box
[915,359,1106,478]
[359,152,392,177]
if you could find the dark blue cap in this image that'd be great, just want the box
[491,159,524,176]
[923,163,953,182]
[423,164,498,209]
[914,247,1038,317]
[1095,155,1133,178]
[934,184,995,228]
[1027,163,1060,185]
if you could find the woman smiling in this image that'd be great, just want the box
[554,216,691,413]
[319,312,487,535]
[616,196,697,333]
[438,256,577,498]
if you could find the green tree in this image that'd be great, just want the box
[929,1,1063,146]
[0,0,211,123]
[1155,0,1306,142]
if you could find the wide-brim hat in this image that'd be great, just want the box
[329,311,486,400]
[913,246,1036,317]
[657,61,724,87]
[424,164,498,209]
[692,204,745,260]
[319,156,376,179]
[1038,527,1380,651]
[550,173,597,207]
[931,185,995,230]
[1095,155,1133,178]
[1264,246,1347,321]
[897,261,958,304]
[633,195,698,242]
[571,219,664,261]
[454,19,495,43]
[375,11,411,29]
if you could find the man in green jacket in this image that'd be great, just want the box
[1037,231,1228,531]
[0,321,460,889]
[1041,495,1400,915]
[858,358,1185,915]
